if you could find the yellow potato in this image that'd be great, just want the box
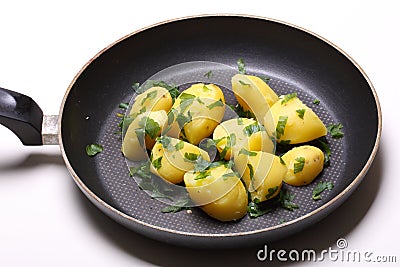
[164,83,225,145]
[232,74,278,121]
[213,118,274,160]
[264,93,327,144]
[234,150,287,202]
[122,111,167,161]
[184,164,248,222]
[281,145,324,186]
[150,136,210,184]
[129,86,172,116]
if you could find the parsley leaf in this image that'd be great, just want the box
[293,157,305,174]
[206,99,224,110]
[243,122,264,136]
[161,198,191,213]
[220,133,236,159]
[315,138,331,166]
[276,116,288,139]
[140,90,157,105]
[175,140,184,151]
[312,181,334,200]
[279,190,299,211]
[247,200,273,218]
[176,111,192,128]
[179,92,196,101]
[131,82,140,91]
[313,99,320,105]
[194,171,210,180]
[238,148,258,157]
[327,123,344,138]
[138,117,161,139]
[151,81,180,101]
[281,93,297,105]
[129,161,151,179]
[184,152,199,162]
[152,157,163,170]
[239,80,250,86]
[156,135,175,152]
[257,75,271,84]
[86,143,103,157]
[204,71,213,79]
[119,102,129,109]
[193,156,211,172]
[296,109,305,119]
[237,58,246,74]
[221,172,237,181]
[265,186,279,200]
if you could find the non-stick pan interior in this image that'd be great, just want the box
[60,16,379,246]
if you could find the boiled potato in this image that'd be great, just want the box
[164,83,225,145]
[232,74,278,121]
[213,118,274,160]
[129,86,172,116]
[281,145,324,186]
[184,164,248,221]
[264,93,327,144]
[234,150,287,202]
[122,110,167,161]
[150,136,210,184]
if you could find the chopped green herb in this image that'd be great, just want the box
[193,156,211,172]
[294,157,305,174]
[206,99,224,109]
[239,80,250,86]
[238,148,258,157]
[281,92,297,105]
[221,172,236,181]
[161,198,191,213]
[243,122,264,136]
[151,81,180,101]
[296,109,306,119]
[247,200,274,218]
[204,71,213,79]
[140,90,158,105]
[167,110,175,125]
[134,128,145,147]
[129,161,151,179]
[220,133,236,159]
[138,117,161,139]
[327,123,344,138]
[152,157,163,170]
[247,163,255,190]
[119,102,129,109]
[313,99,320,105]
[279,190,299,211]
[194,171,210,180]
[312,181,334,200]
[235,104,255,119]
[237,117,244,125]
[174,140,184,151]
[86,143,103,157]
[280,140,291,145]
[202,85,211,91]
[131,82,140,91]
[184,152,199,162]
[176,111,192,128]
[257,75,271,84]
[179,92,196,101]
[276,116,288,139]
[316,138,331,166]
[279,157,286,165]
[237,58,246,74]
[157,135,174,152]
[265,186,279,199]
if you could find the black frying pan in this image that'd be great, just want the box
[0,15,381,248]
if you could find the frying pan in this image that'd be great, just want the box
[0,14,381,248]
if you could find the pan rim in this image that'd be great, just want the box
[58,14,382,238]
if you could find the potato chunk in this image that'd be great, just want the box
[150,136,210,184]
[281,145,324,186]
[129,86,172,116]
[264,93,327,144]
[232,74,278,121]
[184,164,248,221]
[213,118,274,160]
[234,150,287,202]
[122,111,167,161]
[164,83,225,145]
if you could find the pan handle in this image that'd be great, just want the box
[0,87,44,145]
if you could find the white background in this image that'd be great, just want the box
[0,0,398,266]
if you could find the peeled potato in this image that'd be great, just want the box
[122,111,167,161]
[150,136,210,184]
[232,74,278,121]
[281,145,324,186]
[234,150,287,202]
[164,83,225,145]
[129,86,172,116]
[264,94,327,144]
[184,164,248,221]
[213,118,274,160]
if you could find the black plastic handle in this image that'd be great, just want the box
[0,87,43,145]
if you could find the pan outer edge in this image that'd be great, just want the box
[57,14,382,240]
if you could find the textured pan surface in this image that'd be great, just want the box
[60,15,380,247]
